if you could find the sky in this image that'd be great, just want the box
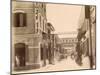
[46,3,83,38]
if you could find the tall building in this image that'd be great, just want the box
[77,5,96,69]
[12,0,48,71]
[46,23,56,64]
[90,6,96,68]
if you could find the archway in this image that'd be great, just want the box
[14,43,26,67]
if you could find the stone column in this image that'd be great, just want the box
[28,37,41,69]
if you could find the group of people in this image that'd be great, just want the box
[15,55,25,67]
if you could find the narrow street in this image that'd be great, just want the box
[13,56,90,74]
[11,1,96,74]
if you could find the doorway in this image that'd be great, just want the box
[15,43,26,67]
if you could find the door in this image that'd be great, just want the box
[15,43,26,67]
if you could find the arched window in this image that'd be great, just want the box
[14,12,27,27]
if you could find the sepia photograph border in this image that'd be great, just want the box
[10,0,96,74]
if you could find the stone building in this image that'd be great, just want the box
[46,23,55,64]
[90,6,96,68]
[60,38,78,56]
[12,0,50,71]
[77,5,96,68]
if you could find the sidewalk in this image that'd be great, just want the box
[12,56,90,74]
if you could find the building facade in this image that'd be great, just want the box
[77,5,96,69]
[60,38,78,56]
[12,0,52,71]
[90,6,96,68]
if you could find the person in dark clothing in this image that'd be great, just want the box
[75,42,83,66]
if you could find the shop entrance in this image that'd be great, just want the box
[15,43,26,67]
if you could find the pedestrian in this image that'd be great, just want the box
[75,42,83,66]
[15,55,20,67]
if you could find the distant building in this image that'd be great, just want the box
[60,38,78,56]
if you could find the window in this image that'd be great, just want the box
[44,8,46,13]
[72,39,74,42]
[35,9,38,20]
[43,21,44,31]
[14,13,27,27]
[42,3,44,8]
[36,9,38,14]
[35,2,38,6]
[40,16,41,27]
[36,15,38,20]
[37,22,38,33]
[63,40,65,43]
[66,40,68,43]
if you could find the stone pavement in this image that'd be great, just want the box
[12,56,90,74]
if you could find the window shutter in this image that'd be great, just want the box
[16,13,20,27]
[14,13,20,27]
[14,13,16,27]
[23,13,27,26]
